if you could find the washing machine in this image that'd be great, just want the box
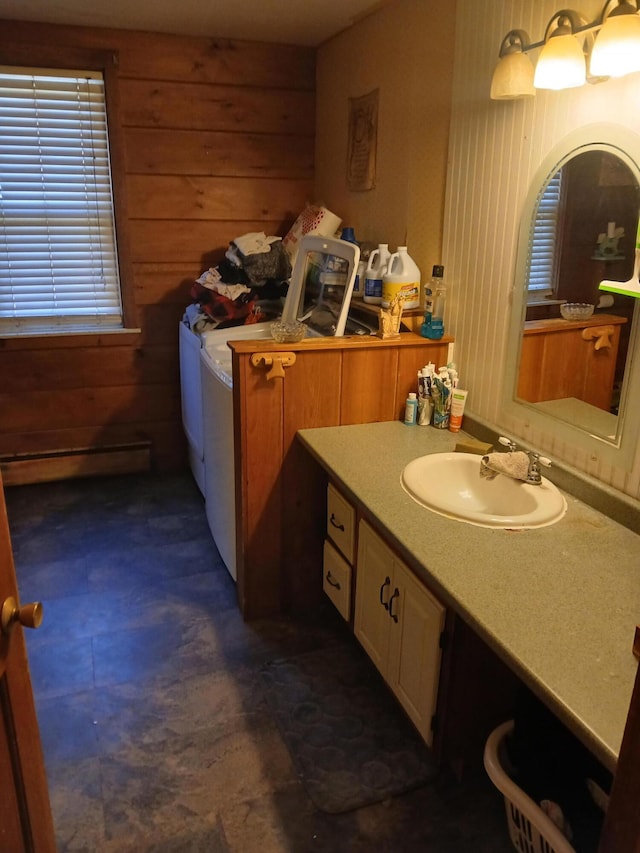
[194,235,362,580]
[178,320,209,496]
[200,322,275,580]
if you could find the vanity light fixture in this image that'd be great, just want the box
[490,30,535,99]
[490,0,640,99]
[590,0,640,77]
[534,11,587,90]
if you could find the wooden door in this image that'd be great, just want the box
[0,474,55,852]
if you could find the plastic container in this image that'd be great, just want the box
[484,721,576,853]
[364,243,390,305]
[340,227,358,245]
[321,227,360,293]
[421,265,446,340]
[352,259,367,299]
[382,246,420,309]
[404,392,418,425]
[339,228,364,299]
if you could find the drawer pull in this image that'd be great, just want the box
[389,588,400,623]
[329,513,345,532]
[325,571,341,590]
[379,576,391,610]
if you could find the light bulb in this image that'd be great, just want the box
[534,30,586,90]
[590,11,640,77]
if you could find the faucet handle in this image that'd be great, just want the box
[527,451,551,468]
[498,436,518,452]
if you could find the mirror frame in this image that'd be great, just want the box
[502,124,640,470]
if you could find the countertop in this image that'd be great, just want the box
[297,420,640,772]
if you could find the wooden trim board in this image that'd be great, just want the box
[0,443,151,486]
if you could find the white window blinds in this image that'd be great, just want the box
[0,66,123,334]
[528,170,563,295]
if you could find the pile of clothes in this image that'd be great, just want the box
[187,231,292,332]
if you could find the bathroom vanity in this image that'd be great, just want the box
[228,332,451,619]
[298,420,640,778]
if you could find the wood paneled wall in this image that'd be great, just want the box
[0,20,315,477]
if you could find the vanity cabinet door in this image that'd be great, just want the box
[355,519,445,746]
[354,521,393,675]
[387,560,445,746]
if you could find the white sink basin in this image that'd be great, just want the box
[401,452,567,529]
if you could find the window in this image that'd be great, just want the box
[0,66,124,335]
[527,169,564,299]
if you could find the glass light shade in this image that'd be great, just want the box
[590,12,640,77]
[534,33,586,89]
[490,52,535,99]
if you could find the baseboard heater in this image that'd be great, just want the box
[0,441,152,486]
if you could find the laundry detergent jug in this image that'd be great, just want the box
[363,243,391,305]
[382,247,420,309]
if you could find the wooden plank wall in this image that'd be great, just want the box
[0,20,315,475]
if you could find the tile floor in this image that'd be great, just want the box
[6,471,514,852]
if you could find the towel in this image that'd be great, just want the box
[233,231,280,256]
[480,451,530,481]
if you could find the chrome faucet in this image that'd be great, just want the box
[498,436,551,485]
[524,451,550,484]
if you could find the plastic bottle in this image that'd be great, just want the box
[404,392,418,425]
[382,247,421,309]
[338,227,363,299]
[421,265,446,339]
[364,243,390,304]
[321,227,359,289]
[341,226,358,245]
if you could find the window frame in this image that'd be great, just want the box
[0,43,136,339]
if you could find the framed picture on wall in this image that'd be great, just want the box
[347,89,378,192]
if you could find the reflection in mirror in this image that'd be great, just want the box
[515,146,640,444]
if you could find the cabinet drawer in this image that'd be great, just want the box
[327,483,356,563]
[323,539,352,621]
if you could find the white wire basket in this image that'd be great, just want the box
[484,720,576,853]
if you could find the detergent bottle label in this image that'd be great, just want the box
[381,280,420,309]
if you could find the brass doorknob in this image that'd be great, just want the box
[1,596,44,635]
